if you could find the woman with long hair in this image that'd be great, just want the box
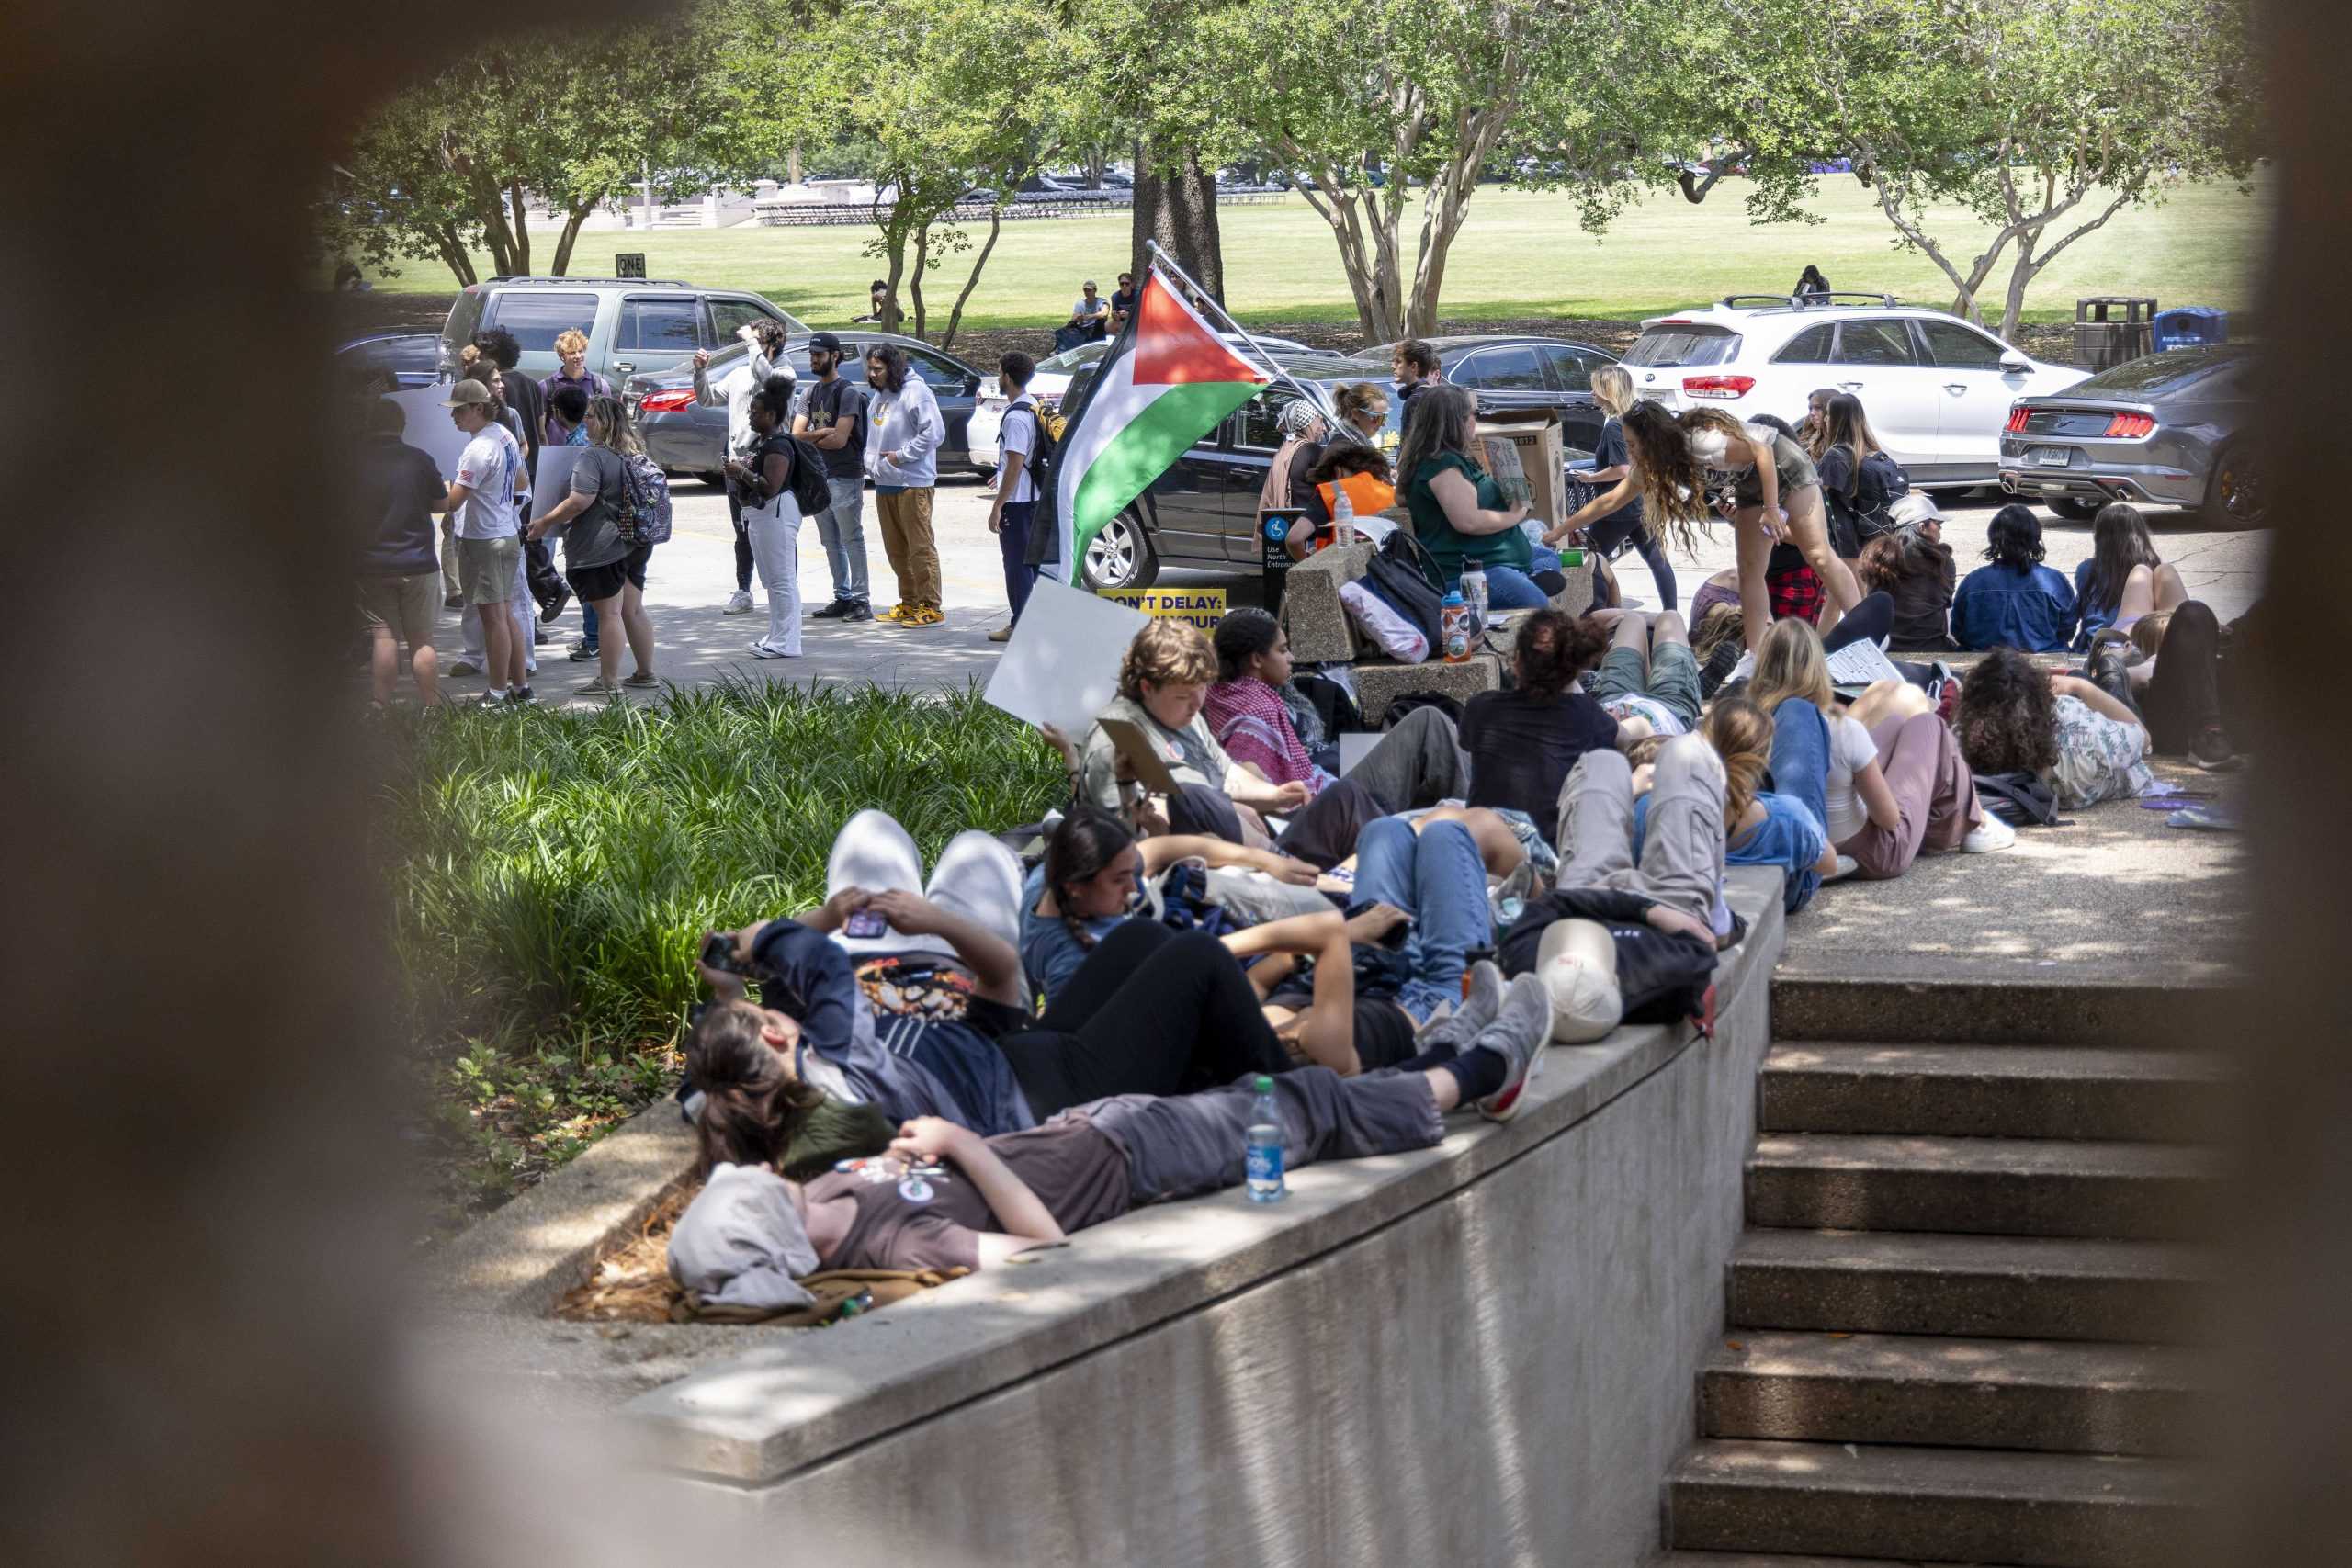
[1855,500,1957,649]
[2073,502,2188,649]
[1795,265,1832,301]
[525,393,659,695]
[1397,384,1550,608]
[1700,697,1837,911]
[1952,504,2078,651]
[1458,607,1619,844]
[1811,392,1908,547]
[1329,381,1391,449]
[1556,404,1864,652]
[864,343,947,626]
[1552,366,1679,610]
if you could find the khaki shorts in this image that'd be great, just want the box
[357,571,440,650]
[458,536,522,604]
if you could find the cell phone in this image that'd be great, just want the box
[700,931,742,973]
[844,910,889,939]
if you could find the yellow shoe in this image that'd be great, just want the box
[898,605,945,626]
[876,604,910,624]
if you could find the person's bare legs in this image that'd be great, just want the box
[1733,513,1774,655]
[588,592,624,685]
[1848,677,1933,732]
[408,637,440,705]
[478,591,515,694]
[619,581,657,679]
[368,625,399,704]
[2153,563,2188,614]
[2118,562,2192,622]
[1411,805,1526,877]
[1610,609,1652,661]
[1651,610,1690,650]
[1779,484,1863,639]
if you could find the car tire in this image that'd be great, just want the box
[2047,497,2101,522]
[1082,508,1159,591]
[2205,446,2265,527]
[697,472,726,491]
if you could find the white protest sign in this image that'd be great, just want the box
[983,577,1149,739]
[389,383,470,479]
[533,446,582,503]
[1337,731,1382,775]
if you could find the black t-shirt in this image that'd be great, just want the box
[741,431,797,504]
[799,377,867,479]
[1460,687,1621,846]
[1108,288,1138,326]
[1588,417,1643,527]
[1267,988,1419,1072]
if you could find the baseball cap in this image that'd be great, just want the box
[1888,491,1942,527]
[1540,919,1623,1043]
[1083,278,1098,288]
[808,332,843,354]
[442,378,492,409]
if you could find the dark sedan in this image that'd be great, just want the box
[1999,344,2261,525]
[1066,351,1591,591]
[624,332,989,483]
[1362,333,1619,450]
[335,332,442,389]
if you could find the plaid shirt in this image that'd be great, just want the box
[1768,563,1826,626]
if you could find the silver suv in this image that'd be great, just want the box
[437,277,808,385]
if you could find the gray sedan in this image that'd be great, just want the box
[1998,344,2261,525]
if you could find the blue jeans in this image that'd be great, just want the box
[1473,565,1551,609]
[1766,697,1831,912]
[812,474,871,605]
[580,601,598,650]
[999,500,1037,623]
[1348,818,1492,1013]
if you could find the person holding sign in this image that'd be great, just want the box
[526,395,662,695]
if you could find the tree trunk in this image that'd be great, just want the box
[505,176,531,276]
[1084,145,1107,188]
[909,222,930,340]
[432,223,476,287]
[939,206,1005,351]
[1133,141,1223,303]
[550,201,595,276]
[787,140,804,185]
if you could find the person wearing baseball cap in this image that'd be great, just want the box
[1058,280,1110,351]
[792,332,873,620]
[435,379,528,705]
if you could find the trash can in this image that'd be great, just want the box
[2075,297,2158,373]
[2154,306,2230,351]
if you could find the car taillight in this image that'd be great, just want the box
[1682,374,1755,400]
[638,389,695,413]
[2102,412,2156,438]
[2005,406,2031,434]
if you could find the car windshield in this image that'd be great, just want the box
[1037,344,1108,373]
[1623,324,1741,367]
[2068,348,2242,398]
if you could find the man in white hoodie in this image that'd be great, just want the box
[694,318,793,615]
[863,343,947,626]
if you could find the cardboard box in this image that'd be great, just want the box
[1477,409,1566,530]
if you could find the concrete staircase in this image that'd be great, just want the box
[1653,979,2228,1567]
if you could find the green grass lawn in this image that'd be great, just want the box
[359,175,2266,331]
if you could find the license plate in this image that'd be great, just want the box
[2029,446,2073,467]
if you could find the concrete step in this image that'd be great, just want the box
[1758,1042,2227,1142]
[1699,1330,2206,1456]
[1651,1555,1985,1567]
[1770,973,2234,1046]
[1728,1228,2211,1342]
[1747,1133,2220,1241]
[1665,1438,2211,1566]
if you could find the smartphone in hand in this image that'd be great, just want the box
[844,910,889,940]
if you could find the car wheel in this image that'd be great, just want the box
[697,472,726,491]
[2046,497,2101,522]
[1082,508,1159,591]
[2207,447,2265,527]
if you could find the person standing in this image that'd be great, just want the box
[545,387,606,665]
[537,329,611,439]
[1391,340,1442,405]
[529,394,667,695]
[865,344,946,626]
[435,378,526,705]
[447,363,539,687]
[727,377,808,660]
[793,333,872,621]
[1107,272,1139,333]
[693,318,790,616]
[1558,365,1679,611]
[986,351,1043,643]
[352,399,444,707]
[472,329,560,625]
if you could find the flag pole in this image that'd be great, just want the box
[1142,239,1328,413]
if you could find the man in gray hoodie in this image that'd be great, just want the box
[694,317,793,615]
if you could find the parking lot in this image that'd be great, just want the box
[424,473,2271,706]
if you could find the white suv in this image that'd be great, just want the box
[1619,295,2083,486]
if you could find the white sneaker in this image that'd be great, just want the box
[1824,854,1861,882]
[1962,814,2018,853]
[724,589,754,615]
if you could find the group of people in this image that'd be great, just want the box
[1052,273,1140,351]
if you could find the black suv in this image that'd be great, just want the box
[1363,334,1618,449]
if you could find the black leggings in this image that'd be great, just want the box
[1822,590,1894,654]
[1587,514,1679,612]
[1002,923,1290,1118]
[728,489,753,592]
[2142,601,2223,754]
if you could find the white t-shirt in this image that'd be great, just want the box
[1686,423,1772,472]
[1822,713,1880,844]
[1602,694,1688,737]
[1000,396,1040,505]
[453,423,522,540]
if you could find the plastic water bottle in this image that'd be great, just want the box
[1441,591,1473,662]
[1330,480,1356,547]
[1245,1076,1287,1203]
[1461,556,1489,626]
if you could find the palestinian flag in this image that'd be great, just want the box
[1049,271,1267,585]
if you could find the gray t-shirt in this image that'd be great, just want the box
[560,446,631,569]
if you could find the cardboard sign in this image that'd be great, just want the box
[982,577,1149,739]
[1099,587,1227,630]
[1095,717,1184,798]
[389,383,471,479]
[1477,409,1566,528]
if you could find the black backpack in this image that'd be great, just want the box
[1361,529,1448,655]
[746,433,833,518]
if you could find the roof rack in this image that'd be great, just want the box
[485,276,695,288]
[1720,291,1901,310]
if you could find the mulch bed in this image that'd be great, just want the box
[551,1181,699,1324]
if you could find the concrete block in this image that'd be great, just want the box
[1758,1043,2228,1143]
[1351,653,1500,726]
[1769,970,2244,1047]
[1278,541,1372,664]
[1699,1330,2209,1457]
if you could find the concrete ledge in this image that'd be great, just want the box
[616,868,1786,1564]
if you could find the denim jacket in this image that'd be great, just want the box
[1951,562,2078,653]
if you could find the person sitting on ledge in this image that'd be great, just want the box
[670,961,1550,1284]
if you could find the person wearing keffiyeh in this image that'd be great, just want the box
[1206,609,1337,795]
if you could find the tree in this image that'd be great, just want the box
[1658,0,2261,338]
[319,3,805,284]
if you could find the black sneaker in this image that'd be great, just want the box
[2086,637,2140,717]
[537,586,571,625]
[1699,637,1741,699]
[2189,726,2241,772]
[568,644,600,663]
[842,601,875,623]
[810,599,855,620]
[509,685,536,705]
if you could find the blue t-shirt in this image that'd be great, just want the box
[1019,863,1129,1004]
[1632,789,1826,916]
[1951,561,2078,653]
